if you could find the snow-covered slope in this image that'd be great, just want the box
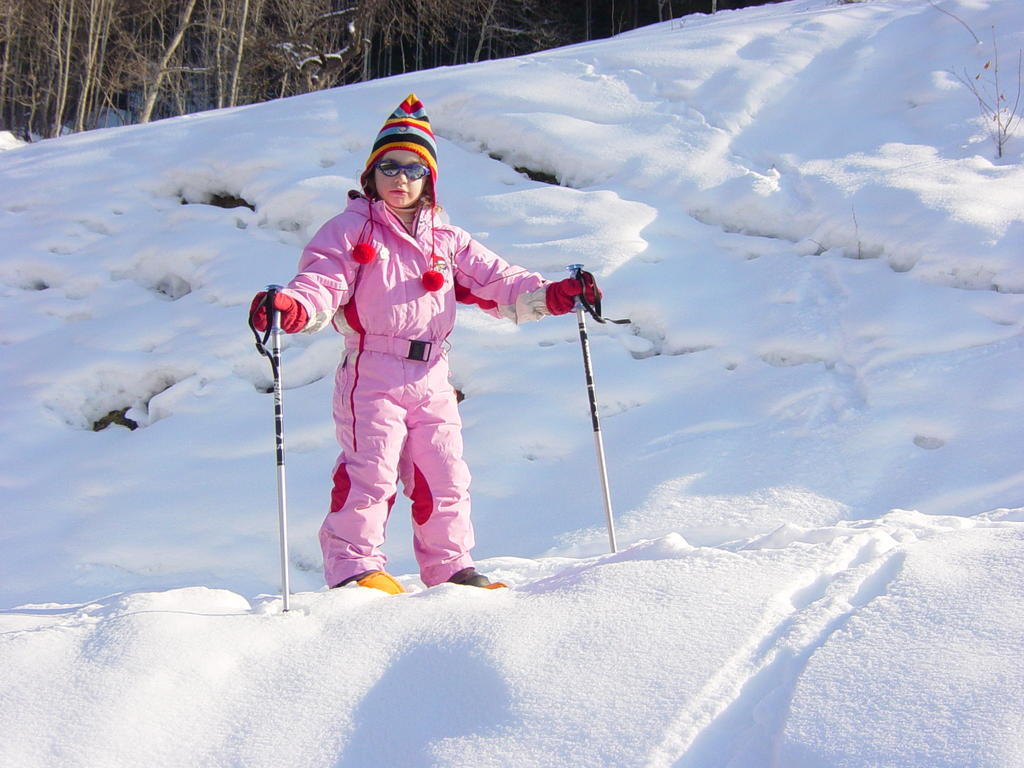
[1,0,1022,765]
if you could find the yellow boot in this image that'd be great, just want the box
[354,570,406,595]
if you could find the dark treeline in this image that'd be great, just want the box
[0,0,781,141]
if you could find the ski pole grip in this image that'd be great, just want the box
[565,264,584,309]
[265,284,282,332]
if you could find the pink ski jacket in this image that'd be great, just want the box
[281,194,549,346]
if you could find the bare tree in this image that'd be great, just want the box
[227,0,248,106]
[137,0,198,123]
[0,0,23,132]
[203,0,229,109]
[73,0,116,131]
[955,29,1023,159]
[50,0,77,136]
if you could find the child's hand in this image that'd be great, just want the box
[249,291,308,333]
[545,272,603,315]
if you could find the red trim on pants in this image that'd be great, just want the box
[411,464,433,525]
[330,462,352,513]
[343,299,365,452]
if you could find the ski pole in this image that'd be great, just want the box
[566,264,619,554]
[251,285,292,612]
[269,286,293,612]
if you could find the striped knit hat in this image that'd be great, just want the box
[360,93,438,195]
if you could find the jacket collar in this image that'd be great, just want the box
[346,192,432,249]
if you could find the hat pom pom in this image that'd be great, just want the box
[421,270,444,292]
[353,242,376,264]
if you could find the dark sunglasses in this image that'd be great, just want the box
[375,160,431,180]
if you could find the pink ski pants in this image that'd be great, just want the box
[318,342,474,588]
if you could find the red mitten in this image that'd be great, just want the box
[249,291,308,333]
[545,273,603,316]
[545,278,580,315]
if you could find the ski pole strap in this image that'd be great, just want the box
[249,287,280,379]
[570,267,631,325]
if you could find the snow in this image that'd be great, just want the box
[1,0,1023,765]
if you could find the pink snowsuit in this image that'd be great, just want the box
[280,194,548,587]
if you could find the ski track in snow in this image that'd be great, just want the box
[647,511,1016,767]
[649,529,901,767]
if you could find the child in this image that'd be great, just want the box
[251,94,597,594]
